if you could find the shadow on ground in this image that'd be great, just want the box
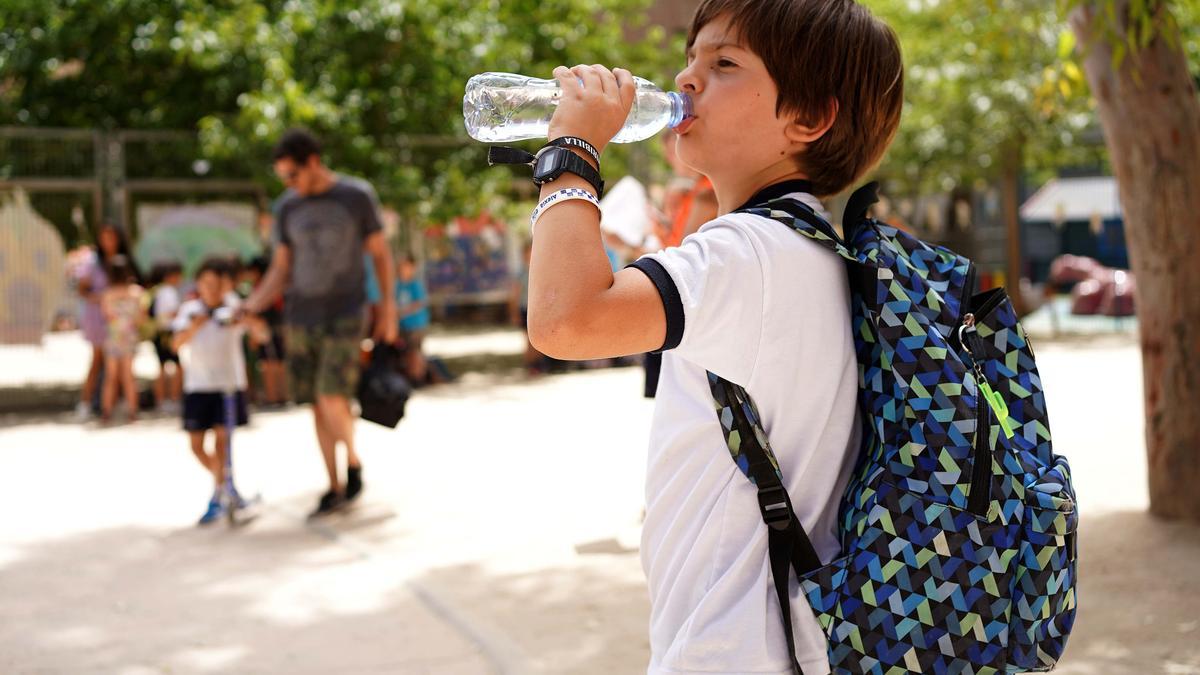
[0,516,488,674]
[415,507,1200,674]
[417,550,650,675]
[3,505,1197,674]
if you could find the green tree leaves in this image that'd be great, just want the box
[871,0,1113,195]
[1,0,675,222]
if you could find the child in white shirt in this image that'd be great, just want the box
[172,258,266,525]
[523,1,904,671]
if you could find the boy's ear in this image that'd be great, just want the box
[784,98,839,144]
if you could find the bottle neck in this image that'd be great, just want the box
[667,92,694,128]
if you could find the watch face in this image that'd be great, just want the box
[534,149,564,178]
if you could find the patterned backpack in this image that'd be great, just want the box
[708,182,1077,674]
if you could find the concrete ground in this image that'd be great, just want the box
[1,334,1197,674]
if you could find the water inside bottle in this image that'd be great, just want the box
[463,73,693,143]
[464,82,560,143]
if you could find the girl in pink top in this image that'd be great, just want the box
[76,224,140,418]
[100,256,146,423]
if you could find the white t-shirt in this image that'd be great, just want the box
[172,298,247,394]
[634,192,861,675]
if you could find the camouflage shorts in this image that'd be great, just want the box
[285,316,365,405]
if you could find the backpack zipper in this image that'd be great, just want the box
[960,262,978,322]
[962,312,992,517]
[972,288,1007,326]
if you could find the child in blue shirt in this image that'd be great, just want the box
[394,254,431,382]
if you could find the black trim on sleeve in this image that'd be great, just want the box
[628,258,685,353]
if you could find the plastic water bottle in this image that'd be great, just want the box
[463,72,694,144]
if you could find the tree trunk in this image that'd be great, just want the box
[1071,1,1200,521]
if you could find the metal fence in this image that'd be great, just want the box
[0,126,265,244]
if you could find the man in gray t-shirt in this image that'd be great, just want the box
[274,175,381,326]
[245,129,397,517]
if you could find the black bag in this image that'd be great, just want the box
[357,344,411,428]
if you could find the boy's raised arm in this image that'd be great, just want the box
[526,65,667,360]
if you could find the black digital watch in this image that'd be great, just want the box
[532,146,604,197]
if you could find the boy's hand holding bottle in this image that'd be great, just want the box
[547,65,636,161]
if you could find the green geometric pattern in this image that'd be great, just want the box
[709,186,1077,673]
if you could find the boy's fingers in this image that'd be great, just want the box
[614,68,636,108]
[571,64,603,94]
[593,64,618,96]
[553,65,581,97]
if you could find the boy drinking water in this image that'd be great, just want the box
[524,1,903,672]
[173,259,267,525]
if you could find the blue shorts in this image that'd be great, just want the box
[183,391,249,431]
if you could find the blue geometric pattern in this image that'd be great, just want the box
[709,188,1077,673]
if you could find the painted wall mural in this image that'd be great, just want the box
[0,190,68,344]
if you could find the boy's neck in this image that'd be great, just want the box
[712,165,816,216]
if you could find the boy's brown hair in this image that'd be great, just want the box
[688,0,904,197]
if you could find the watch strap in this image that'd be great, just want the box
[545,136,601,165]
[534,147,604,197]
[488,146,536,166]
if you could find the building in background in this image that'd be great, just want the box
[1020,175,1126,283]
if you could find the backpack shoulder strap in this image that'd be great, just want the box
[740,184,879,331]
[738,197,857,264]
[711,182,882,673]
[842,181,880,242]
[707,371,821,675]
[737,181,882,268]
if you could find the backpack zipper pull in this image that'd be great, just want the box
[960,313,1015,440]
[977,378,1015,440]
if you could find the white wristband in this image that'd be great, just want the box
[530,188,600,233]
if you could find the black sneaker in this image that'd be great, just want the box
[345,465,363,502]
[308,489,346,519]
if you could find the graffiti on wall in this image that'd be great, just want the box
[423,211,511,299]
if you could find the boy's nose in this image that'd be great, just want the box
[674,66,700,94]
